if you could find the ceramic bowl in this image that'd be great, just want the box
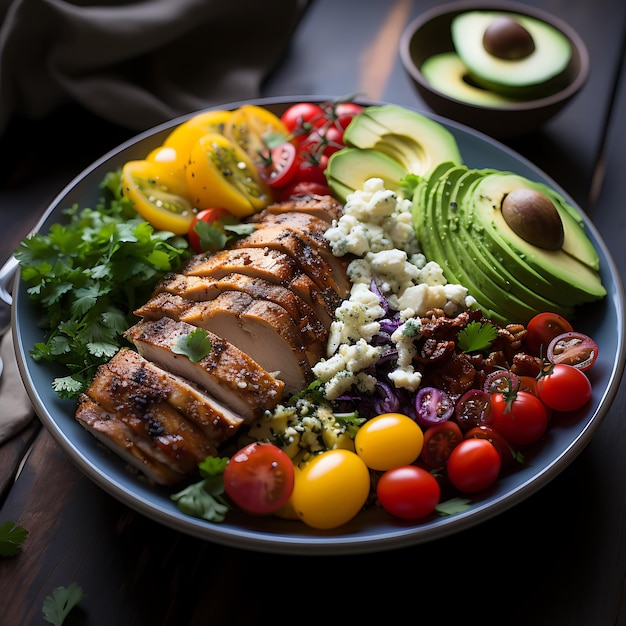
[399,1,589,138]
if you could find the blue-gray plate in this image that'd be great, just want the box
[12,97,626,555]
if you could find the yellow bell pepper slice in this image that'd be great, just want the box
[122,159,195,234]
[185,133,271,218]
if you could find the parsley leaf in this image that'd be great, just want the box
[0,521,28,557]
[436,497,472,516]
[15,170,191,398]
[457,320,498,353]
[172,327,212,362]
[42,582,85,626]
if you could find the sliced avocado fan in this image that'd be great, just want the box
[412,164,606,325]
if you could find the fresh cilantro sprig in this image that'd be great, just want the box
[14,170,192,398]
[172,327,213,362]
[457,320,498,353]
[171,456,230,522]
[42,582,85,626]
[0,520,28,556]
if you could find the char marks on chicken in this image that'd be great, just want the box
[75,194,348,484]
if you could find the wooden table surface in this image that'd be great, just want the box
[1,1,625,624]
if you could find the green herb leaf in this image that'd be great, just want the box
[457,320,498,353]
[171,477,230,523]
[198,456,229,477]
[0,521,28,557]
[15,169,191,399]
[435,497,472,516]
[172,327,212,362]
[42,582,85,626]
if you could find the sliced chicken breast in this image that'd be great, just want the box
[249,193,343,224]
[124,317,284,421]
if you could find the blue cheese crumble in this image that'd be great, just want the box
[315,177,475,397]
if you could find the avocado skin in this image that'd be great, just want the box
[413,164,606,325]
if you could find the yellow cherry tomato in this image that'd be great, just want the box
[224,104,289,161]
[163,109,233,162]
[355,413,424,471]
[146,145,189,196]
[290,449,370,530]
[185,132,271,217]
[121,159,195,234]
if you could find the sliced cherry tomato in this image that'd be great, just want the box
[280,102,326,139]
[121,159,195,234]
[414,386,454,429]
[547,331,598,372]
[223,442,295,515]
[455,389,492,432]
[258,141,298,188]
[224,104,289,162]
[491,389,551,446]
[376,465,441,520]
[537,363,593,412]
[483,370,520,394]
[525,312,573,357]
[187,207,231,253]
[278,180,332,200]
[447,438,502,494]
[146,145,189,196]
[185,133,271,217]
[464,425,518,468]
[420,421,463,470]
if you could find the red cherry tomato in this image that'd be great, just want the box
[223,442,295,515]
[376,465,441,520]
[464,425,518,468]
[420,421,463,470]
[187,207,231,253]
[537,363,593,412]
[547,331,599,372]
[414,386,454,429]
[259,141,298,189]
[446,438,502,494]
[281,102,326,139]
[490,390,551,446]
[334,102,364,130]
[279,180,332,200]
[292,151,329,186]
[483,370,520,394]
[518,375,539,397]
[454,389,492,432]
[525,312,573,357]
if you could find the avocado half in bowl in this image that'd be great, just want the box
[399,1,589,138]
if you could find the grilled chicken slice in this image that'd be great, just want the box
[83,365,217,459]
[176,249,341,326]
[150,272,327,346]
[135,291,319,393]
[248,194,343,224]
[232,229,350,298]
[102,348,244,444]
[124,317,284,421]
[76,396,187,485]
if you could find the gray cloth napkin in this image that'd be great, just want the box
[0,330,34,444]
[0,0,309,136]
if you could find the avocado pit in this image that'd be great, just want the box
[501,188,564,250]
[483,16,536,60]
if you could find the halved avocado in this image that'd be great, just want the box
[325,147,408,203]
[342,104,462,176]
[451,11,572,99]
[421,52,520,107]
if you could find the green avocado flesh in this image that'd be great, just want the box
[421,52,521,107]
[326,104,462,202]
[451,11,572,98]
[412,163,606,325]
